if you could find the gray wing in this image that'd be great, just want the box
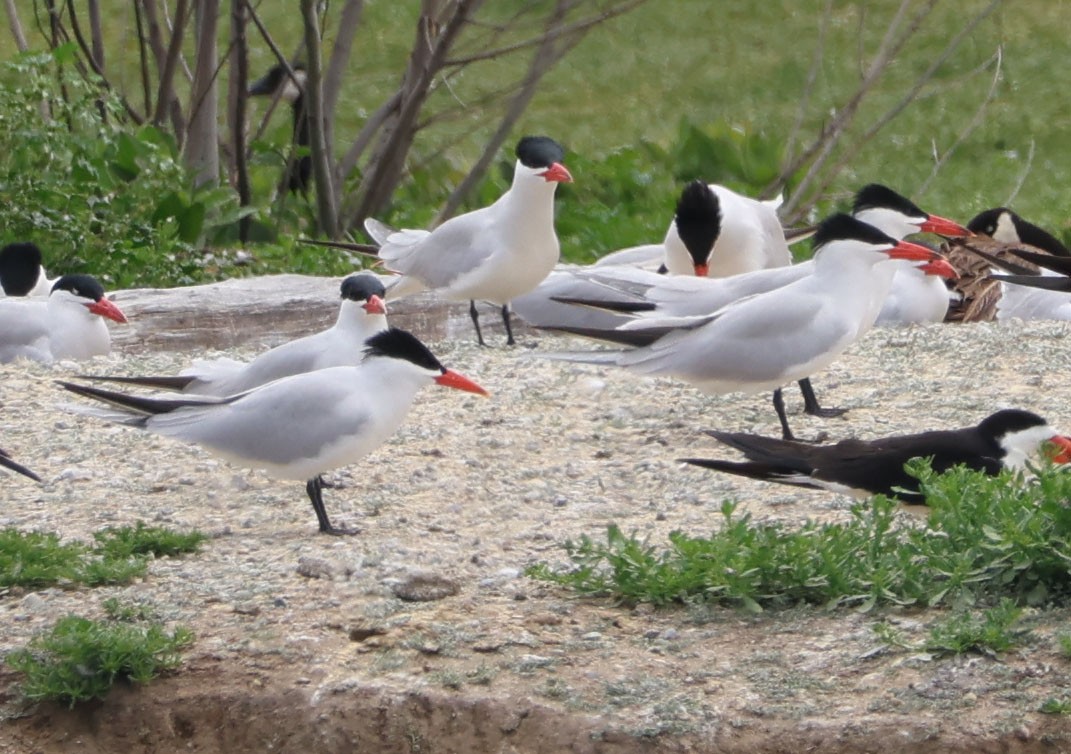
[379,209,496,289]
[146,369,371,469]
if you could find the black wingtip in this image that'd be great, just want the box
[0,449,41,482]
[298,238,381,257]
[549,295,656,313]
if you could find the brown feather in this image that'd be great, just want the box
[942,237,1053,323]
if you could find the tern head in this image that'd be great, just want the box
[248,62,307,104]
[50,274,127,323]
[967,208,1070,257]
[673,180,720,277]
[852,184,970,240]
[812,213,938,265]
[515,136,572,184]
[978,409,1071,469]
[363,328,488,395]
[340,273,388,315]
[0,242,44,296]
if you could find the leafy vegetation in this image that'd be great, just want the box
[875,600,1028,657]
[0,522,205,590]
[528,461,1071,611]
[6,615,193,707]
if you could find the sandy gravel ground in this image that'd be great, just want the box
[2,315,1071,752]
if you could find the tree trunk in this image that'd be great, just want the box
[185,0,220,187]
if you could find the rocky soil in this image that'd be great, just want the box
[2,280,1071,753]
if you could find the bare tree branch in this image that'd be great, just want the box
[229,0,252,241]
[443,0,644,67]
[781,0,832,181]
[301,0,339,236]
[4,0,29,51]
[1004,139,1035,207]
[185,0,221,187]
[322,0,364,150]
[917,46,1003,195]
[152,0,191,139]
[87,0,104,70]
[779,0,935,219]
[792,0,1000,217]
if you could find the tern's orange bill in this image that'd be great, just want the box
[87,298,128,324]
[886,239,940,262]
[1046,436,1071,464]
[920,214,972,237]
[435,369,489,396]
[541,162,573,183]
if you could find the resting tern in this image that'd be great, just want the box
[0,275,127,364]
[364,135,572,346]
[681,409,1071,504]
[81,274,388,396]
[0,447,41,482]
[0,242,52,297]
[542,213,939,440]
[59,328,488,536]
[590,181,792,277]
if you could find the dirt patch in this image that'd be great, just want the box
[3,308,1071,753]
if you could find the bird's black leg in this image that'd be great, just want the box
[798,377,848,418]
[469,300,487,347]
[501,304,516,346]
[305,476,359,536]
[772,388,796,441]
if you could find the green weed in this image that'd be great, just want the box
[924,600,1026,656]
[6,615,193,707]
[0,523,206,591]
[529,462,1071,611]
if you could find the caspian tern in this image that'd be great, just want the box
[946,208,1069,322]
[0,242,52,297]
[248,62,309,194]
[0,275,128,364]
[590,181,792,277]
[985,248,1071,320]
[59,328,488,535]
[0,447,41,482]
[537,186,966,424]
[80,273,388,396]
[363,135,572,346]
[874,258,958,326]
[681,409,1071,504]
[542,213,939,440]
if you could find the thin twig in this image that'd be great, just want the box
[1004,139,1036,207]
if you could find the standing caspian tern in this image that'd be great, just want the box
[80,273,388,396]
[0,447,41,482]
[59,328,488,535]
[541,213,939,440]
[538,186,966,425]
[0,242,53,297]
[0,275,127,364]
[681,409,1071,504]
[363,135,572,346]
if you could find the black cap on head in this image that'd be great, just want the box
[51,274,105,302]
[967,207,1070,257]
[363,328,444,373]
[853,184,926,219]
[674,181,721,265]
[0,242,44,296]
[812,213,897,250]
[515,136,565,169]
[978,408,1048,440]
[966,207,1009,237]
[340,274,386,302]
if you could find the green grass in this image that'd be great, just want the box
[5,615,193,708]
[528,461,1071,611]
[0,523,206,590]
[3,2,1069,285]
[876,600,1028,657]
